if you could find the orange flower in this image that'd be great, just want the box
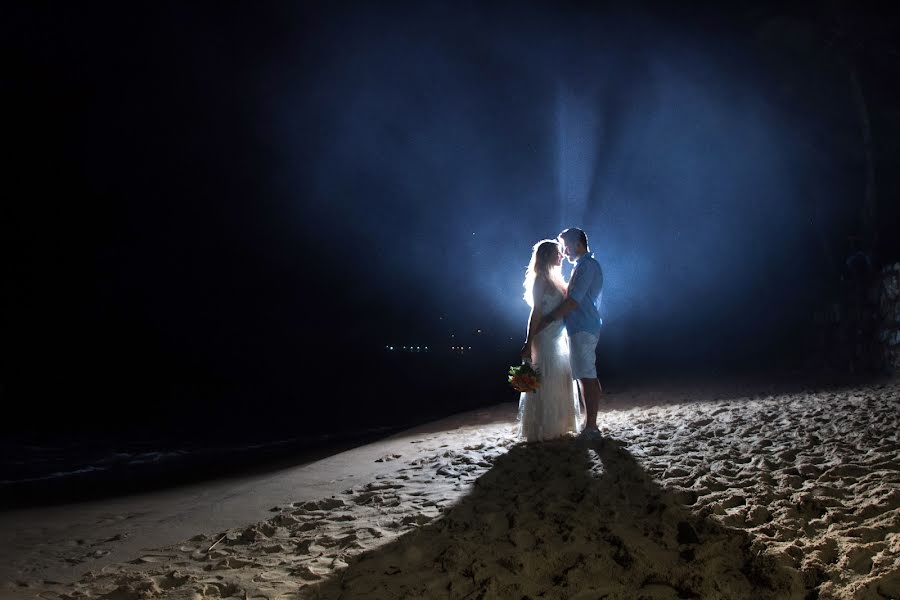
[508,363,541,393]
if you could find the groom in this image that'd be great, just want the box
[539,227,604,437]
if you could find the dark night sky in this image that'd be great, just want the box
[3,1,899,439]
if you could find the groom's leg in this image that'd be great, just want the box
[579,377,602,431]
[570,332,602,432]
[576,381,587,417]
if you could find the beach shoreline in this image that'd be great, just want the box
[2,373,898,599]
[0,401,519,597]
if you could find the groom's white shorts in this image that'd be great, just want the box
[569,331,599,380]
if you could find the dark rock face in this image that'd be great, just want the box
[877,263,900,372]
[807,261,899,376]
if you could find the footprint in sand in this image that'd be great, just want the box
[297,497,347,511]
[150,572,191,590]
[95,512,145,526]
[841,542,886,575]
[843,526,893,543]
[196,580,244,597]
[375,453,402,462]
[809,537,839,564]
[129,553,177,564]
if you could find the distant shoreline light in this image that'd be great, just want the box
[384,345,430,353]
[382,344,480,354]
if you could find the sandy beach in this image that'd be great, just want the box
[2,375,899,600]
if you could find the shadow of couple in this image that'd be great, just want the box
[304,437,798,599]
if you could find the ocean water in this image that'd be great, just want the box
[0,427,396,485]
[0,423,406,510]
[0,350,514,508]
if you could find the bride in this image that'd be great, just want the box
[517,239,582,442]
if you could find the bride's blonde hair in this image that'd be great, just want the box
[523,239,566,307]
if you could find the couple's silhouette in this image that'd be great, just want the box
[518,227,604,444]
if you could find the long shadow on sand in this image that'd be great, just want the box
[304,437,799,600]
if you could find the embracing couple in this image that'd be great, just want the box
[517,227,604,443]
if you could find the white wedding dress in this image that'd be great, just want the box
[517,285,582,442]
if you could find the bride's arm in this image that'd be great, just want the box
[519,278,547,362]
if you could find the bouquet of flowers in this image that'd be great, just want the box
[508,362,540,393]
